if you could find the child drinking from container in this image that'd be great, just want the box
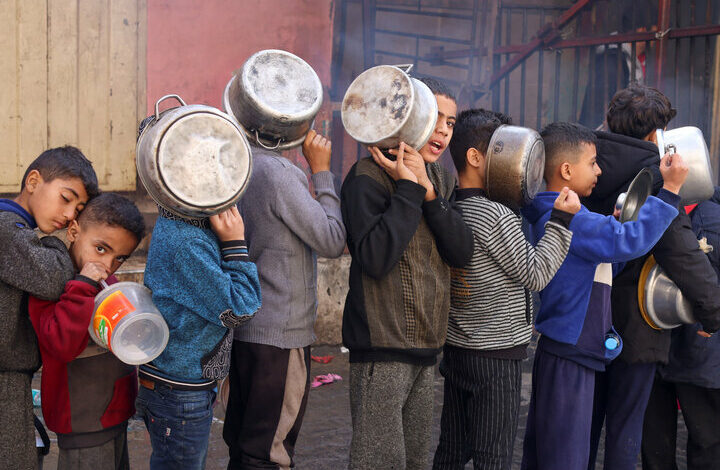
[28,193,145,469]
[0,146,98,470]
[432,109,579,470]
[519,122,687,470]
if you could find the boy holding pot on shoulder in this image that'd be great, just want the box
[341,77,474,470]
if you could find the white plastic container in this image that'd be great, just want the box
[90,282,169,365]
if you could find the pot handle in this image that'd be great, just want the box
[254,130,283,150]
[155,94,187,120]
[394,64,414,74]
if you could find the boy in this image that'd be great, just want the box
[29,193,145,469]
[583,85,720,470]
[0,146,98,470]
[642,186,720,469]
[520,122,687,470]
[223,127,346,469]
[432,109,579,470]
[341,77,474,470]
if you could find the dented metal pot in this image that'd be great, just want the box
[341,64,438,151]
[485,125,546,210]
[223,49,323,151]
[136,94,253,218]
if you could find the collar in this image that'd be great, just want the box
[157,206,211,229]
[455,188,488,202]
[0,199,37,228]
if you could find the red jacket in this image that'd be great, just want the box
[29,275,137,443]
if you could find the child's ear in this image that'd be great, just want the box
[24,170,42,193]
[66,220,80,242]
[560,162,572,181]
[466,148,484,169]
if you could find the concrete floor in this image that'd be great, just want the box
[34,342,689,470]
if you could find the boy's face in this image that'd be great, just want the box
[566,143,602,197]
[25,172,89,234]
[419,94,457,164]
[67,221,138,276]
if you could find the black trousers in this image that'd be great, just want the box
[641,373,720,470]
[433,346,522,470]
[222,341,311,470]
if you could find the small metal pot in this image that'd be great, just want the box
[638,256,696,330]
[223,49,323,151]
[341,64,438,151]
[657,126,713,204]
[485,125,545,210]
[137,94,253,218]
[615,168,654,223]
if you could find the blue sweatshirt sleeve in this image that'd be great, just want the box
[172,238,261,328]
[570,189,680,263]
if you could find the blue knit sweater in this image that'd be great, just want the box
[142,215,261,382]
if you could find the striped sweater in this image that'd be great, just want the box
[446,189,573,354]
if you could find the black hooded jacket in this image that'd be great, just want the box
[582,131,720,364]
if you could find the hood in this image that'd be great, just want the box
[582,131,663,216]
[522,192,558,224]
[0,198,36,228]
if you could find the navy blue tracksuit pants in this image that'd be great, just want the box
[587,360,656,470]
[521,347,595,470]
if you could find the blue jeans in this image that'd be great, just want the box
[136,384,216,470]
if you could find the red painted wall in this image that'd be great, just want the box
[146,0,335,122]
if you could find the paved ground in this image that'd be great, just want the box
[35,341,688,469]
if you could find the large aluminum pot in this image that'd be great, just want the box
[657,126,713,204]
[341,64,438,151]
[638,256,696,330]
[137,95,252,218]
[485,125,545,210]
[615,168,654,223]
[223,49,323,151]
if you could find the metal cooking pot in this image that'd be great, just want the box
[341,64,438,151]
[615,168,654,223]
[638,256,696,330]
[223,49,323,150]
[137,94,253,218]
[656,126,713,204]
[485,125,545,210]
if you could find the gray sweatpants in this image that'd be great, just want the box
[349,361,435,470]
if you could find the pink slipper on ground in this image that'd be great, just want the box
[311,373,342,388]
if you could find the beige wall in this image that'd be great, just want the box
[0,0,146,193]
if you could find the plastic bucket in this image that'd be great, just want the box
[90,282,170,365]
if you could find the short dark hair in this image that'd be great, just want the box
[606,85,677,139]
[541,122,597,176]
[417,76,456,102]
[21,146,99,198]
[78,193,146,242]
[449,109,512,173]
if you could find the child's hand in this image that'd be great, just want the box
[553,187,581,214]
[660,152,689,194]
[210,206,245,242]
[80,261,109,283]
[390,144,436,201]
[302,130,332,174]
[370,144,418,184]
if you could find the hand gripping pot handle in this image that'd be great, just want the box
[155,94,187,121]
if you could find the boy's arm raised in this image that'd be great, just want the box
[485,192,575,291]
[0,218,74,300]
[28,278,100,363]
[342,147,427,279]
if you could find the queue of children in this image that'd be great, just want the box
[1,56,717,470]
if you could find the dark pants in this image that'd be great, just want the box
[641,374,720,470]
[223,341,311,470]
[587,360,656,470]
[521,347,595,470]
[136,383,216,470]
[58,429,129,470]
[433,348,521,470]
[0,372,36,470]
